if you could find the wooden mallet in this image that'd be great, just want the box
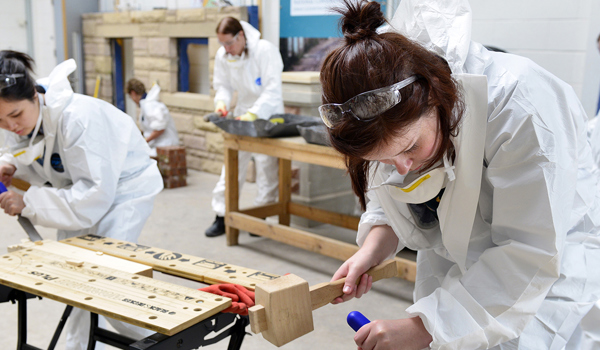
[248,259,399,347]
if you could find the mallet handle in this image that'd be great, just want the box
[308,259,398,310]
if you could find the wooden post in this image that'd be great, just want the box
[278,158,292,226]
[225,147,240,246]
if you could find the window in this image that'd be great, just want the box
[178,38,209,94]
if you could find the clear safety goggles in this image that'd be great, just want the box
[0,74,24,90]
[318,75,418,129]
[219,31,240,47]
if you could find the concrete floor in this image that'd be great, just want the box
[0,169,416,350]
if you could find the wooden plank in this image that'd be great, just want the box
[8,240,153,277]
[288,202,360,231]
[227,212,417,282]
[278,158,292,226]
[225,147,240,246]
[0,249,230,335]
[223,135,346,170]
[61,235,280,290]
[239,203,283,219]
[227,212,360,261]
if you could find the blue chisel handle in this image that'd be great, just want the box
[348,311,371,332]
[0,182,7,193]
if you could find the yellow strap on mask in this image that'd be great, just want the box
[400,174,431,193]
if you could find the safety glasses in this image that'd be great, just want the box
[318,75,418,129]
[0,74,23,90]
[218,31,240,47]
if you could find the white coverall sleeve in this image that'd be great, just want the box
[213,49,234,110]
[357,181,405,257]
[407,96,577,349]
[142,100,170,131]
[247,41,284,120]
[21,107,131,231]
[587,116,600,168]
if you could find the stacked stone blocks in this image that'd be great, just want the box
[157,146,188,189]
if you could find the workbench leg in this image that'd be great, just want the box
[16,291,43,350]
[225,147,240,246]
[48,305,73,350]
[278,158,292,226]
[226,315,250,350]
[16,291,28,350]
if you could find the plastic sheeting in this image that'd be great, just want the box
[297,124,330,146]
[207,113,322,138]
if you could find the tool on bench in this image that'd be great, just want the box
[248,259,399,347]
[0,182,43,241]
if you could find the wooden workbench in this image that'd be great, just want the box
[223,134,417,282]
[1,236,279,337]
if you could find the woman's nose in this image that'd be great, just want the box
[6,120,18,132]
[393,156,413,175]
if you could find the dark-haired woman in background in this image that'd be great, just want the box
[322,1,600,349]
[0,51,162,349]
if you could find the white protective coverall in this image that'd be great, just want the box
[139,83,179,157]
[587,112,600,168]
[0,59,163,349]
[210,21,284,216]
[356,1,600,349]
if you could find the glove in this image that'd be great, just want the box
[199,284,255,316]
[214,100,228,117]
[236,112,257,121]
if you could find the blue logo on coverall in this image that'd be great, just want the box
[255,77,261,86]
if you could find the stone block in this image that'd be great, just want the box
[209,59,215,77]
[84,42,110,56]
[201,158,223,174]
[131,10,167,23]
[85,79,97,96]
[134,57,173,71]
[165,9,178,22]
[208,38,220,59]
[100,78,113,98]
[148,71,177,92]
[94,56,112,74]
[171,112,195,133]
[133,37,148,52]
[132,70,151,87]
[193,116,220,132]
[139,23,161,37]
[84,60,95,73]
[82,19,97,36]
[205,131,224,154]
[82,13,103,20]
[176,8,206,22]
[182,134,207,151]
[103,12,132,24]
[147,37,177,58]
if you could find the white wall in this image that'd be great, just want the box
[31,0,57,78]
[0,0,28,53]
[470,0,600,118]
[0,0,56,80]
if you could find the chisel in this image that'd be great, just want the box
[0,182,43,241]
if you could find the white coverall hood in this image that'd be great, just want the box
[241,20,261,52]
[387,0,486,75]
